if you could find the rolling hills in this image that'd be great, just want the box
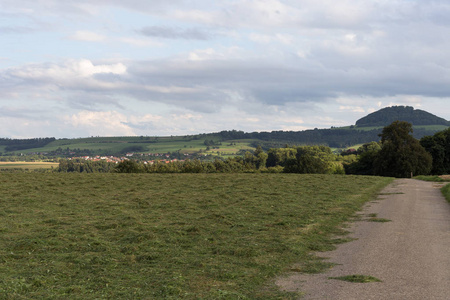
[0,106,448,157]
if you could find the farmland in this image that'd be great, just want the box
[0,135,257,158]
[1,124,447,161]
[0,173,392,298]
[0,162,58,171]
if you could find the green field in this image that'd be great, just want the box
[2,123,448,157]
[0,173,392,298]
[0,162,58,170]
[11,135,257,157]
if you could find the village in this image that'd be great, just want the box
[66,152,191,165]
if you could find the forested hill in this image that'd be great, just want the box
[355,106,450,127]
[0,107,448,155]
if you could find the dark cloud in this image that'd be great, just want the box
[138,26,212,40]
[126,51,450,111]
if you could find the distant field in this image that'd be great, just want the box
[0,173,392,298]
[4,123,449,157]
[0,162,58,170]
[17,135,257,156]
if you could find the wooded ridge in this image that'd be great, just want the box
[0,106,448,155]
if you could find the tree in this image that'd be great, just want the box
[253,145,268,169]
[420,128,450,175]
[284,146,334,174]
[242,146,268,170]
[114,160,143,173]
[266,147,297,167]
[344,142,381,175]
[374,121,432,178]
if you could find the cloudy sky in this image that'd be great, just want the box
[1,0,450,138]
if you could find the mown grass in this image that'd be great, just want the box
[442,184,450,203]
[0,173,392,299]
[414,175,450,182]
[20,136,257,157]
[0,162,58,170]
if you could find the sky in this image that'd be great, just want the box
[1,0,450,139]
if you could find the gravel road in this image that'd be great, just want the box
[277,179,450,299]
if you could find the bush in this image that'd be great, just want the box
[284,146,334,174]
[114,160,143,173]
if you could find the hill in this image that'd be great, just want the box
[355,106,450,127]
[0,106,448,157]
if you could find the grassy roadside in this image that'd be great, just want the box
[414,175,450,203]
[442,184,450,203]
[414,175,450,182]
[0,173,392,299]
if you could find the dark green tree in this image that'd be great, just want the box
[242,146,268,170]
[266,147,297,167]
[253,145,268,169]
[114,160,143,173]
[284,146,332,174]
[420,128,450,174]
[344,142,381,175]
[374,121,432,177]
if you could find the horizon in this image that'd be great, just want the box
[3,104,448,140]
[2,1,450,139]
[2,104,450,140]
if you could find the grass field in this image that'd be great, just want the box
[4,123,448,157]
[0,162,58,170]
[414,175,450,182]
[0,173,392,299]
[15,136,257,157]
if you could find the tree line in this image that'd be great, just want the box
[57,145,348,175]
[56,121,450,178]
[215,125,439,149]
[0,137,55,152]
[345,121,435,177]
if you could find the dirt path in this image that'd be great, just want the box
[277,179,450,299]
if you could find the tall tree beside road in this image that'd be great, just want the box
[374,121,432,178]
[420,128,450,175]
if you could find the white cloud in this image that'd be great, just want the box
[66,111,135,136]
[339,106,365,113]
[186,47,237,61]
[118,37,163,47]
[10,59,126,80]
[69,30,106,42]
[249,33,272,43]
[188,48,217,61]
[249,33,293,44]
[2,0,450,138]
